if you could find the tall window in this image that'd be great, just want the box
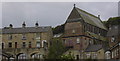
[36,33,40,39]
[22,34,26,40]
[111,36,115,42]
[8,42,12,48]
[15,42,17,48]
[36,40,40,48]
[29,42,32,48]
[76,38,80,43]
[8,34,12,40]
[2,43,4,49]
[22,42,26,48]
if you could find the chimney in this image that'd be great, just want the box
[22,21,26,28]
[74,4,76,7]
[98,15,100,19]
[9,24,13,29]
[35,21,39,28]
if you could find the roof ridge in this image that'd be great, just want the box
[75,7,99,19]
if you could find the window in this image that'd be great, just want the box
[36,42,40,48]
[22,34,26,40]
[36,33,40,39]
[72,29,75,33]
[29,42,32,48]
[115,50,116,57]
[18,54,27,59]
[63,39,66,44]
[22,42,26,48]
[42,40,47,47]
[8,42,12,48]
[92,54,97,59]
[111,36,115,42]
[76,38,80,43]
[2,43,4,49]
[8,34,12,40]
[86,54,90,59]
[112,52,114,58]
[15,42,17,48]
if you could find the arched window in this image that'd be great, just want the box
[31,53,43,59]
[18,54,27,59]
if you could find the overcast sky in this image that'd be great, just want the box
[2,2,118,28]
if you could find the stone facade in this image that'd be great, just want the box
[107,25,120,59]
[1,22,53,59]
[62,5,107,59]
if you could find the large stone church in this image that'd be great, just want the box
[62,5,108,59]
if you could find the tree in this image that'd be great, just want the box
[52,24,65,34]
[47,38,66,59]
[103,17,120,28]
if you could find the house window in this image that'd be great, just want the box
[111,36,115,42]
[86,54,90,59]
[2,43,4,49]
[36,33,40,39]
[29,42,32,48]
[8,34,12,40]
[15,42,17,48]
[22,42,26,48]
[8,42,12,48]
[93,54,97,59]
[112,52,114,58]
[63,39,66,44]
[72,29,75,33]
[36,42,40,48]
[22,34,26,40]
[117,49,119,56]
[76,38,80,43]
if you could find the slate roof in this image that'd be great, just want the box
[85,44,102,52]
[66,7,107,30]
[1,26,52,34]
[107,25,120,36]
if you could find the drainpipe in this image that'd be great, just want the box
[118,43,120,59]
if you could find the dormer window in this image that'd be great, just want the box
[111,36,115,42]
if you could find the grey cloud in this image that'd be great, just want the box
[2,2,118,28]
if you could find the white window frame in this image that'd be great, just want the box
[76,38,80,43]
[111,36,115,42]
[36,33,40,39]
[36,41,40,48]
[42,40,47,47]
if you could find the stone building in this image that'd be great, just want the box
[84,45,105,59]
[62,5,108,59]
[1,22,53,59]
[107,25,120,59]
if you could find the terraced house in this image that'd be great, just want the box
[1,22,53,59]
[107,25,120,59]
[63,5,108,59]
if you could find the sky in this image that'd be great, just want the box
[1,2,119,28]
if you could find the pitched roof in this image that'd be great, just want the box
[107,25,120,36]
[85,44,103,52]
[1,26,52,34]
[66,7,107,30]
